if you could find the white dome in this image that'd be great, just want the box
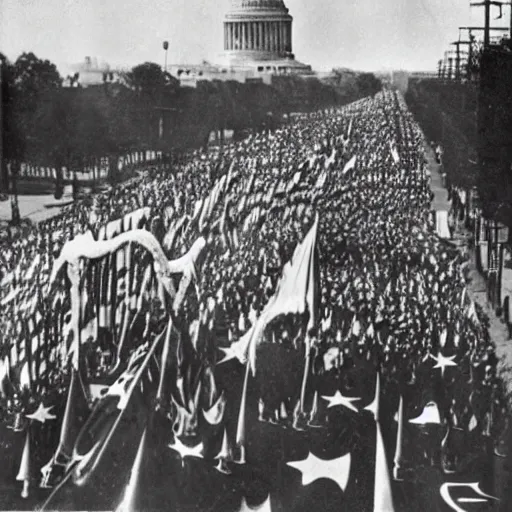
[230,0,288,11]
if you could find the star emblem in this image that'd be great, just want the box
[430,353,457,376]
[287,452,351,492]
[26,403,57,424]
[217,346,238,365]
[168,437,203,465]
[321,391,360,413]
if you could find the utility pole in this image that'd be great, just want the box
[470,1,507,47]
[437,59,443,79]
[454,42,461,80]
[467,33,476,79]
[450,42,469,80]
[500,1,512,43]
[444,51,457,80]
[459,26,507,77]
[454,37,475,79]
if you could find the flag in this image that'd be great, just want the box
[390,144,400,164]
[1,286,20,306]
[315,171,328,190]
[245,169,257,196]
[198,194,212,232]
[98,255,110,328]
[264,182,277,205]
[191,199,203,225]
[40,368,90,488]
[0,356,12,398]
[435,211,451,239]
[71,332,164,487]
[225,215,319,375]
[467,301,479,324]
[206,177,225,220]
[324,148,337,169]
[342,156,357,175]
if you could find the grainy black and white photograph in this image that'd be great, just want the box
[1,1,512,511]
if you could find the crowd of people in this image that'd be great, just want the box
[0,89,510,509]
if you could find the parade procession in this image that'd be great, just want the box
[0,88,510,511]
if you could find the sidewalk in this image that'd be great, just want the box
[0,187,74,224]
[424,146,450,212]
[425,143,512,395]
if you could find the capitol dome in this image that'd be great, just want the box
[229,0,289,12]
[223,0,294,62]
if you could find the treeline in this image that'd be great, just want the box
[405,78,478,190]
[1,52,382,192]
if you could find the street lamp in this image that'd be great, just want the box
[163,41,169,74]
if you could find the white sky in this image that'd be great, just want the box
[0,0,510,73]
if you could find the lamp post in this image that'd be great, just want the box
[163,41,169,74]
[160,41,170,152]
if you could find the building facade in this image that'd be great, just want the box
[218,0,311,75]
[169,0,312,88]
[223,0,293,60]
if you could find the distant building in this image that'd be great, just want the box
[391,71,410,94]
[62,57,122,88]
[170,0,313,88]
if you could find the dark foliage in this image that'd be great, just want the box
[1,54,382,192]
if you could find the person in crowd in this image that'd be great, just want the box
[0,90,508,488]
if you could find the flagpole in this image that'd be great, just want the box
[374,422,395,511]
[68,263,82,371]
[299,336,311,415]
[16,429,31,499]
[115,427,147,512]
[393,395,404,481]
[234,361,250,464]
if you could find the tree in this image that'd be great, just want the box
[1,53,13,191]
[11,52,62,96]
[3,53,62,166]
[356,73,382,97]
[125,62,167,98]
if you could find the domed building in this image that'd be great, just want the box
[169,0,312,87]
[219,0,312,74]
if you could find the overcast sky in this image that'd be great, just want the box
[1,0,510,73]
